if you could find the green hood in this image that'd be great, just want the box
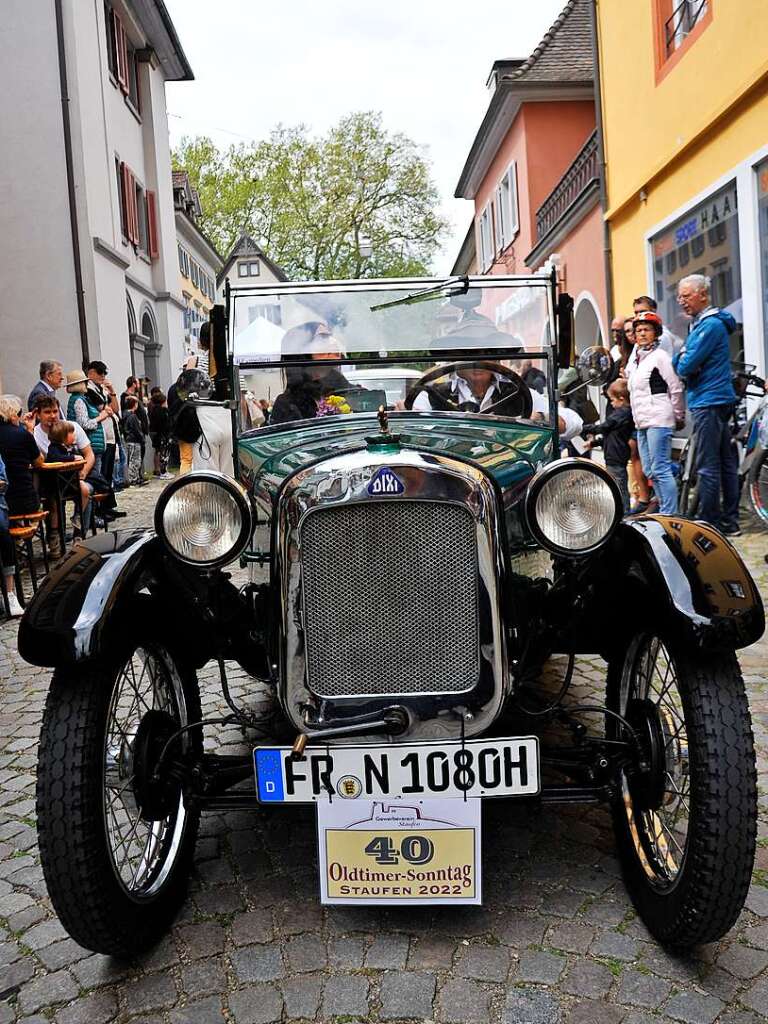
[237,412,554,508]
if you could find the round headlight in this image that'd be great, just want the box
[154,471,252,568]
[525,459,622,555]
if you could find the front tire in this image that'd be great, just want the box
[37,641,201,957]
[608,634,756,948]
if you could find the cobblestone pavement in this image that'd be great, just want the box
[1,478,768,1023]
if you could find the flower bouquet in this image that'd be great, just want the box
[316,394,353,416]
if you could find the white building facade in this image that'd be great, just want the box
[0,0,192,398]
[173,171,222,359]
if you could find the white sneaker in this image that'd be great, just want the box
[159,472,173,480]
[6,594,24,618]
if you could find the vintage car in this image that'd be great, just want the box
[20,274,764,957]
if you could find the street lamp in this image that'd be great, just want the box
[358,235,373,261]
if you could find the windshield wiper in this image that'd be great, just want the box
[369,276,469,312]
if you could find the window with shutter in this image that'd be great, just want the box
[104,4,117,77]
[116,158,127,239]
[147,191,159,259]
[120,163,131,241]
[122,166,139,245]
[114,14,129,93]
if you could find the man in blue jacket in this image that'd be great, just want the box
[673,274,739,535]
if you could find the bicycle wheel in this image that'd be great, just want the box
[748,445,768,525]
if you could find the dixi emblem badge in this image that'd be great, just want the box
[367,467,405,496]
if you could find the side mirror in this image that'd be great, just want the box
[576,345,613,386]
[556,293,574,369]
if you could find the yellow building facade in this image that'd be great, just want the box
[595,0,768,374]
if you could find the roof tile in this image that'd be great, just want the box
[503,0,594,85]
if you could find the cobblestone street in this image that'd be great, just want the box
[1,479,768,1024]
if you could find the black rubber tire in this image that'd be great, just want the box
[608,634,757,948]
[36,640,201,957]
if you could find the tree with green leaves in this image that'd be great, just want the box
[172,112,447,281]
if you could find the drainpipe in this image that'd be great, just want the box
[589,0,615,321]
[54,0,90,367]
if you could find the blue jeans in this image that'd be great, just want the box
[113,439,127,487]
[691,403,739,529]
[606,463,630,514]
[637,427,677,514]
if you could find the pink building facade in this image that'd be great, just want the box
[454,0,608,353]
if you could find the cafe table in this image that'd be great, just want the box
[37,458,87,550]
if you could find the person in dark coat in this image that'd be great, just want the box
[271,322,355,425]
[582,378,635,514]
[0,394,43,515]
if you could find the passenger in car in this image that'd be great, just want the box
[271,322,356,425]
[410,364,583,440]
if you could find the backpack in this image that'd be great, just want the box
[168,379,202,444]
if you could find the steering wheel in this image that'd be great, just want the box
[403,360,533,419]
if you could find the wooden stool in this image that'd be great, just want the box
[9,510,50,576]
[9,523,40,599]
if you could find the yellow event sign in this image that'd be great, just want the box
[317,800,481,905]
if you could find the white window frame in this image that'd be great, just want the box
[478,204,494,271]
[495,161,519,253]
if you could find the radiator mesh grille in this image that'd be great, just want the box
[300,500,479,698]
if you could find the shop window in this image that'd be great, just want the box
[649,180,742,362]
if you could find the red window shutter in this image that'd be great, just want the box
[146,190,159,259]
[114,15,128,93]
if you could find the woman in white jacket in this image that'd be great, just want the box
[627,311,685,515]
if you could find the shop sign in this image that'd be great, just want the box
[653,183,738,256]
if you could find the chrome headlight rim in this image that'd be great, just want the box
[525,457,622,557]
[154,470,253,569]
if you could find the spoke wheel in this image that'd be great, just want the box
[37,637,201,957]
[608,633,757,948]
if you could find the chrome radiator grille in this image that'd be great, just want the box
[300,500,479,699]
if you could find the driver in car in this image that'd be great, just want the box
[410,363,583,440]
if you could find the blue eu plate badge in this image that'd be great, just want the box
[367,467,404,496]
[254,749,284,801]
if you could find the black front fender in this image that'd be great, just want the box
[18,530,158,666]
[17,530,221,668]
[591,515,764,652]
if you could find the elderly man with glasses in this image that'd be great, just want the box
[27,360,64,415]
[673,273,739,535]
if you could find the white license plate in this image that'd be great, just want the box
[254,737,540,803]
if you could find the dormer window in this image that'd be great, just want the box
[238,260,260,278]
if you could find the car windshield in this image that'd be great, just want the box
[230,276,556,428]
